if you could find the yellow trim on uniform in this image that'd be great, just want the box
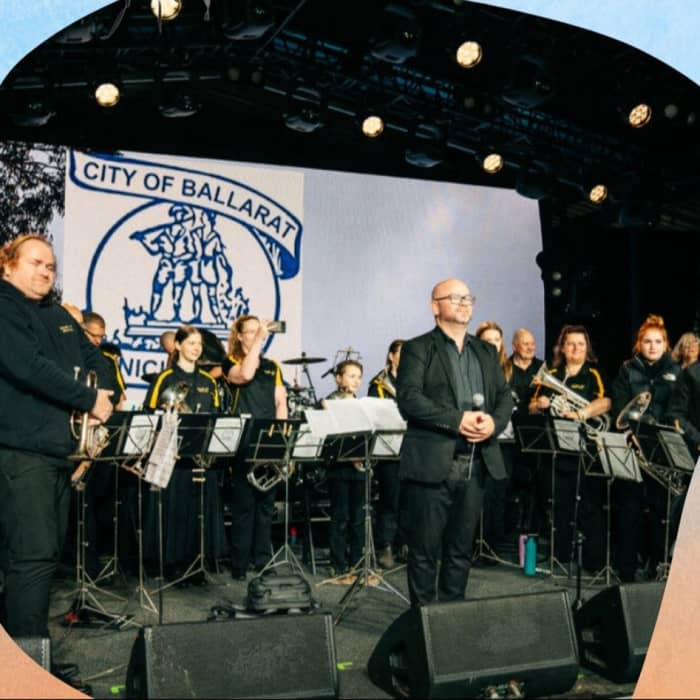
[272,360,283,387]
[588,367,606,399]
[103,351,127,392]
[149,368,174,409]
[198,368,221,409]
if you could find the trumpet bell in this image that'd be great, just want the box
[159,381,191,412]
[615,391,652,430]
[246,462,291,492]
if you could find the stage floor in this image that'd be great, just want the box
[44,549,640,699]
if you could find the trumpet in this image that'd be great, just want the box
[69,369,110,487]
[531,363,610,432]
[247,462,294,492]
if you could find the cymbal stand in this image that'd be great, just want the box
[299,358,319,407]
[332,434,409,626]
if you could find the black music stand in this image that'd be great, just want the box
[152,413,243,593]
[63,411,147,630]
[239,418,311,583]
[512,414,569,577]
[632,420,695,580]
[586,430,643,587]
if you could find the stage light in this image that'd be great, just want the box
[158,92,199,118]
[502,55,555,108]
[223,0,274,41]
[95,82,120,107]
[150,0,181,21]
[664,103,679,119]
[589,184,608,204]
[370,2,422,65]
[362,115,384,138]
[284,87,324,133]
[482,153,503,174]
[628,103,652,128]
[455,41,482,69]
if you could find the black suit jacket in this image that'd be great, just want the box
[396,327,513,483]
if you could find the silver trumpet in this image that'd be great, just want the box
[531,363,610,432]
[247,462,294,492]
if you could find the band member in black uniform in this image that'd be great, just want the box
[0,236,114,651]
[397,278,513,606]
[610,314,680,581]
[508,328,545,535]
[323,359,366,577]
[530,324,611,572]
[224,315,288,580]
[368,340,404,569]
[144,325,224,583]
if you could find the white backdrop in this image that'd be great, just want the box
[59,147,543,407]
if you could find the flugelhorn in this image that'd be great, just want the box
[69,369,110,488]
[530,363,610,432]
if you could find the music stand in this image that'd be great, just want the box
[239,418,312,584]
[632,420,694,579]
[512,414,568,577]
[64,411,146,630]
[313,397,409,624]
[152,413,245,593]
[587,431,643,587]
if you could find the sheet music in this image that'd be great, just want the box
[292,421,325,459]
[143,412,179,488]
[207,416,245,455]
[123,413,159,455]
[323,399,375,433]
[594,431,642,482]
[552,419,581,452]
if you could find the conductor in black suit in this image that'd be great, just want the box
[397,278,513,605]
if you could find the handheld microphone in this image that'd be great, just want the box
[467,393,485,479]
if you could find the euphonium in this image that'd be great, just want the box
[530,363,610,432]
[159,381,191,412]
[246,422,295,492]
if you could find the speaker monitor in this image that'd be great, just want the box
[368,590,579,698]
[574,581,665,683]
[126,613,338,699]
[15,637,51,671]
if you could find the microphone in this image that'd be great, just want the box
[468,393,485,479]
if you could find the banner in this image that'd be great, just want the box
[63,150,304,407]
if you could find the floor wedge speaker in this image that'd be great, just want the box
[367,590,579,698]
[126,613,338,699]
[574,581,665,683]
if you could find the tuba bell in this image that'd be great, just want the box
[530,363,610,432]
[159,381,191,412]
[247,462,294,492]
[69,369,110,462]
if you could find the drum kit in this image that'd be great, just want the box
[282,351,325,416]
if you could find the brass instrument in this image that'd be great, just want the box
[531,363,610,432]
[159,381,191,412]
[69,369,110,487]
[616,391,686,497]
[246,421,296,492]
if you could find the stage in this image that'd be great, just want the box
[44,548,641,699]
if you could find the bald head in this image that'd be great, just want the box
[431,278,467,301]
[430,278,474,334]
[512,328,536,364]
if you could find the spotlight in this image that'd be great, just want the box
[664,103,679,119]
[158,91,200,118]
[284,87,324,133]
[9,99,55,127]
[502,55,555,108]
[95,82,120,107]
[223,0,274,41]
[362,115,384,138]
[370,2,422,65]
[589,184,608,204]
[482,153,503,174]
[455,41,482,69]
[150,0,181,21]
[628,103,652,128]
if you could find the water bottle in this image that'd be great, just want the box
[289,526,298,547]
[524,535,537,576]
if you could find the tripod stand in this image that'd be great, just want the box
[332,434,409,624]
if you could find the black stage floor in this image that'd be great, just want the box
[45,546,641,699]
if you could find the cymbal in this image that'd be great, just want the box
[282,354,326,365]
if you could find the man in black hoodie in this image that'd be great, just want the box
[0,234,113,641]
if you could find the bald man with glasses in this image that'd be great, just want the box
[397,278,513,605]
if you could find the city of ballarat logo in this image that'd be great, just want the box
[86,201,290,385]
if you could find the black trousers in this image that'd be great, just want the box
[229,470,276,572]
[482,441,514,548]
[404,456,486,606]
[375,460,401,549]
[0,448,71,638]
[327,470,366,571]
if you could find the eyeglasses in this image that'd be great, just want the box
[84,328,107,342]
[432,294,476,306]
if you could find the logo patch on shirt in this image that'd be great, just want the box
[662,373,677,382]
[59,324,75,333]
[196,386,210,393]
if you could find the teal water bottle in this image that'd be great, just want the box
[524,535,537,576]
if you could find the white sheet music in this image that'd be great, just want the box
[594,431,642,482]
[143,411,179,488]
[292,422,325,459]
[123,413,159,455]
[207,416,245,455]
